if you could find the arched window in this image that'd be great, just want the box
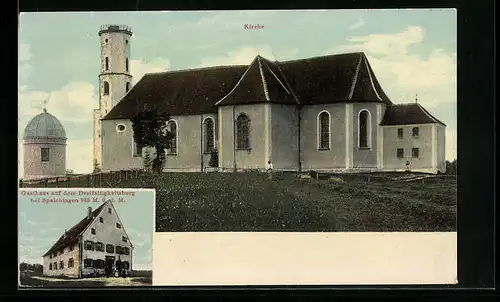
[358,110,371,149]
[125,58,129,72]
[126,82,131,92]
[317,111,330,150]
[105,57,109,70]
[103,81,110,95]
[166,120,178,155]
[236,114,250,150]
[204,117,215,153]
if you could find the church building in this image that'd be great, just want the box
[94,24,446,174]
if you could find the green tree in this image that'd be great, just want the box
[131,105,173,174]
[445,159,457,175]
[143,148,153,173]
[208,150,219,168]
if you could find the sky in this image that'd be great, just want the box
[18,189,155,270]
[18,9,457,175]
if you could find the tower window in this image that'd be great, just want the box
[103,81,110,95]
[105,57,109,70]
[41,148,50,162]
[125,39,128,44]
[126,82,131,92]
[105,39,108,43]
[126,58,129,72]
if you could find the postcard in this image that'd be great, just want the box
[18,188,154,288]
[18,9,457,285]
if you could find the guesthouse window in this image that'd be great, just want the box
[84,259,93,268]
[412,127,419,137]
[116,223,121,229]
[41,148,50,162]
[84,240,94,251]
[236,114,250,150]
[91,228,96,235]
[122,236,127,243]
[103,81,110,96]
[106,244,114,253]
[96,242,105,252]
[123,247,130,255]
[123,261,130,269]
[358,110,370,149]
[317,111,330,150]
[397,128,403,139]
[99,217,103,223]
[204,117,215,153]
[49,263,52,270]
[53,262,57,270]
[68,258,74,268]
[412,148,419,158]
[166,120,178,155]
[116,246,123,254]
[69,245,74,251]
[93,259,105,269]
[397,148,404,159]
[59,261,64,269]
[126,82,131,92]
[108,208,112,214]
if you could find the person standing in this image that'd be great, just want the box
[266,160,273,180]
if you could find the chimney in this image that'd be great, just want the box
[87,207,92,219]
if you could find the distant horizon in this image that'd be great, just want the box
[18,10,457,175]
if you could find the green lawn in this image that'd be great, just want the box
[114,172,457,232]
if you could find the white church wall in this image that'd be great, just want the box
[352,102,380,169]
[436,124,446,173]
[300,103,346,171]
[23,140,66,179]
[101,119,143,171]
[382,123,435,172]
[161,114,205,172]
[218,104,268,170]
[270,104,300,170]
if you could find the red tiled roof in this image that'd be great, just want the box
[380,103,446,126]
[42,202,107,257]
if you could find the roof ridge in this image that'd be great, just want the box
[348,53,364,100]
[362,54,383,102]
[214,57,260,106]
[279,51,365,64]
[257,56,270,101]
[143,64,249,77]
[415,103,446,126]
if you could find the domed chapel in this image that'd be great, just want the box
[22,104,67,180]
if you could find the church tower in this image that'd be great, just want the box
[93,25,133,170]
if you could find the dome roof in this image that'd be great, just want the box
[23,109,67,140]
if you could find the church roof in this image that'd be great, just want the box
[215,55,299,106]
[42,202,107,257]
[102,52,392,120]
[380,103,446,126]
[23,110,67,140]
[103,65,248,119]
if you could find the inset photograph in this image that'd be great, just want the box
[18,188,154,288]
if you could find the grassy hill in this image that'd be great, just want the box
[113,172,457,232]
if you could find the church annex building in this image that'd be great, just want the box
[94,25,446,175]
